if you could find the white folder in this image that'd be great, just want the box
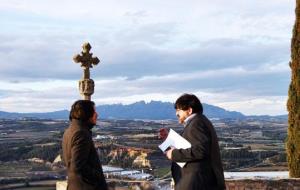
[158,129,191,168]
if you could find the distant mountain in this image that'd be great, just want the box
[245,114,288,120]
[0,110,69,119]
[97,101,245,120]
[0,101,286,120]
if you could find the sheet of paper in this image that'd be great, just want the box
[158,129,191,168]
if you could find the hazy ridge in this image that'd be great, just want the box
[0,101,286,120]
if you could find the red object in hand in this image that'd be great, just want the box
[158,128,169,140]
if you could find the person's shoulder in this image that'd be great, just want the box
[189,114,210,130]
[192,114,212,123]
[190,113,204,124]
[63,125,73,137]
[73,127,90,136]
[68,123,89,137]
[70,129,91,143]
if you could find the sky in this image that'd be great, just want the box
[0,0,295,115]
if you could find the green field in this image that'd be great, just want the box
[153,167,170,178]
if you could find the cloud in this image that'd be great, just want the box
[216,96,288,116]
[0,0,294,114]
[0,71,289,115]
[0,82,79,112]
[96,38,290,79]
[0,0,292,80]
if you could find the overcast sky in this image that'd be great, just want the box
[0,0,295,115]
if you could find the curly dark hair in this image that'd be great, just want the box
[69,100,95,121]
[174,93,203,114]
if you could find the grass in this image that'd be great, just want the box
[0,162,31,177]
[0,161,54,178]
[153,167,170,178]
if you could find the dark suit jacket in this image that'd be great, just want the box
[62,119,108,190]
[171,114,225,190]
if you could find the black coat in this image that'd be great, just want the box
[171,114,225,190]
[62,120,108,190]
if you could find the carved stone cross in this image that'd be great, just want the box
[73,42,100,100]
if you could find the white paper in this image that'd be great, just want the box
[158,129,191,168]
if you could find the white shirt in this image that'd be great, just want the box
[183,113,197,127]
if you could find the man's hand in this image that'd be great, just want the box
[158,128,169,140]
[165,147,175,160]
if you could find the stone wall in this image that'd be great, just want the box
[57,179,300,190]
[226,178,300,190]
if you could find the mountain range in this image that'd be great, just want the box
[0,101,287,120]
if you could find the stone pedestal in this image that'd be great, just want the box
[79,78,95,100]
[56,181,67,190]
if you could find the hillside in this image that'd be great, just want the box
[0,101,283,120]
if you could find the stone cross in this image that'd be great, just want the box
[73,42,100,100]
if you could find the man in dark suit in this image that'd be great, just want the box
[62,100,108,190]
[160,94,225,190]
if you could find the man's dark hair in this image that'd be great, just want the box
[174,93,203,114]
[69,100,95,121]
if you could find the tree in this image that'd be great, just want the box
[287,0,300,178]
